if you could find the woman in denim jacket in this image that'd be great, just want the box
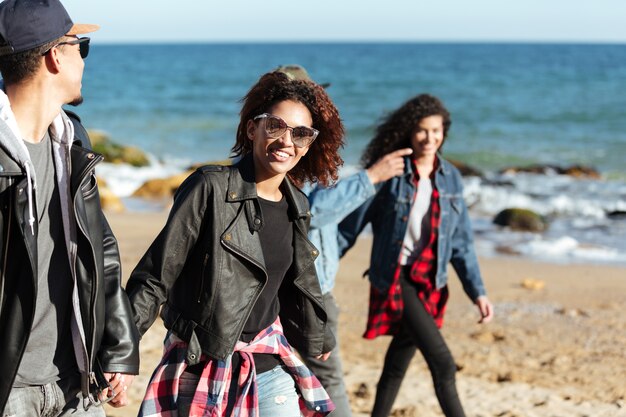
[339,94,494,417]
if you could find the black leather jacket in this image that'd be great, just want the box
[127,155,335,363]
[0,113,139,413]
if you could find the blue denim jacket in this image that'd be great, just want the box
[338,155,486,301]
[304,170,376,294]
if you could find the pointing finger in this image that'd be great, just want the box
[391,148,413,157]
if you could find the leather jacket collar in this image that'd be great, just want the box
[227,154,311,220]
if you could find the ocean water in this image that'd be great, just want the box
[73,43,626,265]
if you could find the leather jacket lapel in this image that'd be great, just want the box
[222,156,266,273]
[221,204,266,275]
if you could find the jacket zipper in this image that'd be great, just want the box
[71,152,103,386]
[73,215,95,375]
[196,253,209,303]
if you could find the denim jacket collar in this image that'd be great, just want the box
[404,152,449,178]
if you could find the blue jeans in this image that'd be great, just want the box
[177,365,300,417]
[3,375,105,417]
[256,365,300,417]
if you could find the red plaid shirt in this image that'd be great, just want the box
[138,317,334,417]
[363,163,449,339]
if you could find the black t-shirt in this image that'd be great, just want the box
[187,195,296,377]
[240,195,293,373]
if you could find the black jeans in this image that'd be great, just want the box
[371,269,466,417]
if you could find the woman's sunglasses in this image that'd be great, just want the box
[254,113,319,148]
[43,36,90,59]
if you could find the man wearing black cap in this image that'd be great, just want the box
[0,0,139,415]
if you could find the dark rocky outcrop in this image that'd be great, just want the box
[186,159,232,171]
[132,160,234,199]
[88,130,150,167]
[448,159,483,177]
[132,171,194,199]
[607,210,626,220]
[493,208,547,232]
[131,159,236,200]
[560,165,601,179]
[499,164,601,179]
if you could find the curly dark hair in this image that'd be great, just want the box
[0,38,59,85]
[361,94,451,168]
[232,71,344,187]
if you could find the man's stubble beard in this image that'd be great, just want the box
[67,96,84,107]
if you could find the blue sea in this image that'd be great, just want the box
[73,43,626,265]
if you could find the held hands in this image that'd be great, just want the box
[475,295,494,324]
[366,148,413,185]
[101,373,135,408]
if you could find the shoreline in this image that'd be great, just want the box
[105,211,626,417]
[98,156,626,268]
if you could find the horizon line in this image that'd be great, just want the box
[89,39,626,46]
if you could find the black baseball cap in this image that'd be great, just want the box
[0,0,99,57]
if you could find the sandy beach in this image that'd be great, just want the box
[104,211,626,417]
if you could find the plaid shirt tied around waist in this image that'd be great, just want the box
[364,183,449,339]
[139,317,334,417]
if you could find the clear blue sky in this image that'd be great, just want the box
[62,0,626,43]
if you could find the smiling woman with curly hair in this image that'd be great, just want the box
[128,70,345,417]
[340,93,493,417]
[233,71,344,188]
[361,94,451,169]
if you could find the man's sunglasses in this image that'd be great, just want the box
[43,36,90,59]
[253,113,319,148]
